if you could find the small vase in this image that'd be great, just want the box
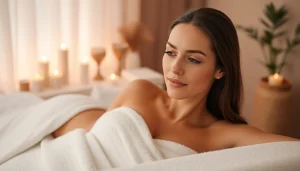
[251,77,292,136]
[125,50,141,69]
[91,47,106,80]
[112,43,128,76]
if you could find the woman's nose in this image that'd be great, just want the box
[171,58,184,76]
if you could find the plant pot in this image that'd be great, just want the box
[251,77,293,136]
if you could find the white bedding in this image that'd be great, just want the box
[1,93,300,171]
[0,93,194,171]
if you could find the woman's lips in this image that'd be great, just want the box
[167,78,187,88]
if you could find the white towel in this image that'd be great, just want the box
[0,94,105,165]
[0,98,195,171]
[114,141,300,171]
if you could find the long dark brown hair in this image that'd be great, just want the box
[170,8,246,124]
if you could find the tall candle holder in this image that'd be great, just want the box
[112,43,128,76]
[91,47,106,80]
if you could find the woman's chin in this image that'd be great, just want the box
[166,90,187,100]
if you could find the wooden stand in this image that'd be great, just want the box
[19,80,30,91]
[251,77,292,136]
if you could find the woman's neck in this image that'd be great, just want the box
[166,94,217,127]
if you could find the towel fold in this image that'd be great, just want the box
[0,95,195,171]
[0,94,105,165]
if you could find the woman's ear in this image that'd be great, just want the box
[215,68,225,79]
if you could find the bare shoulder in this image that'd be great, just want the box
[217,121,299,147]
[107,79,162,110]
[122,79,162,99]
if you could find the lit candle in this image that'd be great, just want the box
[30,73,44,92]
[38,56,50,88]
[109,73,119,85]
[50,70,62,88]
[268,73,284,87]
[58,43,69,85]
[80,57,89,84]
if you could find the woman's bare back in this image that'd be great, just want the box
[52,109,105,137]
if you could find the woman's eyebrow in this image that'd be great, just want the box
[167,42,207,57]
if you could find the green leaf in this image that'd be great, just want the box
[274,18,288,30]
[292,38,300,45]
[265,62,277,74]
[265,3,277,25]
[241,27,258,40]
[270,46,283,56]
[295,24,300,36]
[260,18,272,29]
[277,5,288,20]
[261,30,274,44]
[286,38,292,48]
[274,31,286,37]
[235,25,243,29]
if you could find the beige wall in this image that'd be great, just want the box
[207,0,300,138]
[140,0,206,73]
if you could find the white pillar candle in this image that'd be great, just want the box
[50,70,62,88]
[30,73,44,92]
[38,56,50,88]
[268,73,284,87]
[58,43,69,85]
[80,57,89,84]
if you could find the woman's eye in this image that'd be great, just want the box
[165,51,176,56]
[188,58,201,64]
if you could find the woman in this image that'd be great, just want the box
[53,8,298,153]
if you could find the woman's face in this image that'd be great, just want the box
[163,23,221,99]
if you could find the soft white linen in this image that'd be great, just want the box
[0,94,105,166]
[0,94,194,171]
[1,93,300,171]
[90,84,123,109]
[115,141,300,171]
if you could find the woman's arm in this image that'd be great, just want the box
[232,125,299,147]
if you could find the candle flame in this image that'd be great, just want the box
[35,73,44,80]
[61,43,67,50]
[273,73,279,79]
[41,56,48,62]
[110,73,117,80]
[81,57,89,63]
[53,70,60,76]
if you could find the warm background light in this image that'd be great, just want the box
[52,70,60,76]
[35,73,44,80]
[41,56,48,62]
[81,57,89,64]
[110,73,117,80]
[60,43,67,50]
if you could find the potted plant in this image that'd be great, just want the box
[237,2,300,87]
[237,2,300,136]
